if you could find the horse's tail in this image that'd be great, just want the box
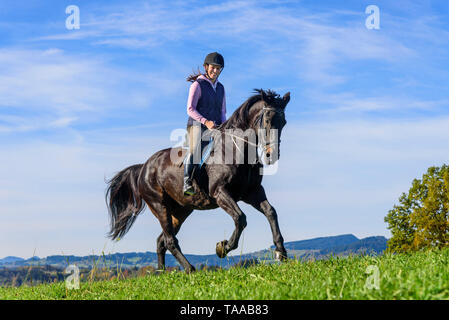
[106,164,145,240]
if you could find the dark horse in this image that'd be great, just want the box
[106,89,290,273]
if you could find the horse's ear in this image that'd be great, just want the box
[282,92,290,107]
[260,89,267,102]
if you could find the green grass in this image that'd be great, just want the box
[2,248,449,300]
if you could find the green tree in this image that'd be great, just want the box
[385,164,449,253]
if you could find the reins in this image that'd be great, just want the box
[208,106,282,162]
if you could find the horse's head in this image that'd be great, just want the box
[253,89,290,165]
[220,89,290,165]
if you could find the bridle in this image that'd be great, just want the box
[210,104,285,163]
[257,106,285,155]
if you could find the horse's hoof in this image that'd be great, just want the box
[185,266,196,274]
[275,250,288,262]
[216,240,228,258]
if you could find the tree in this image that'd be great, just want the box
[385,164,449,253]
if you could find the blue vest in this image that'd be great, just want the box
[187,78,224,127]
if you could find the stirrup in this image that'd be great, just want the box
[183,178,195,196]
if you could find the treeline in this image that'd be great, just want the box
[0,263,233,287]
[0,265,65,287]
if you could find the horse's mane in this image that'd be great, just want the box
[220,89,281,130]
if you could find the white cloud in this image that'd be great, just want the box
[0,48,118,113]
[32,1,420,86]
[0,47,188,133]
[306,91,449,115]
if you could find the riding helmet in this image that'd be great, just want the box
[204,52,224,68]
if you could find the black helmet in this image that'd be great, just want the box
[204,52,224,68]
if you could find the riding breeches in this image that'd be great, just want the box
[186,124,208,164]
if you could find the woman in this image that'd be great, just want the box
[183,52,226,195]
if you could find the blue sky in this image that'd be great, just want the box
[1,0,449,258]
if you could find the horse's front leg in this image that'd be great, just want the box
[243,186,287,261]
[214,186,247,258]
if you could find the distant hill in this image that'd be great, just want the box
[0,256,25,264]
[0,234,388,270]
[277,234,359,251]
[319,236,387,256]
[268,234,387,260]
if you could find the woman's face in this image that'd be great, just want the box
[205,64,222,82]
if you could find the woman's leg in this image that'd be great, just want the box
[188,124,203,156]
[183,124,203,195]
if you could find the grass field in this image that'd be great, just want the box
[1,248,449,300]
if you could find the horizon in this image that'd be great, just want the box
[1,232,388,260]
[1,0,449,258]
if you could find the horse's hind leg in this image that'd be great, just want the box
[156,233,166,271]
[156,208,192,271]
[160,217,195,273]
[145,197,195,273]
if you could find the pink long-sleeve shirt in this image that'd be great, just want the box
[187,74,226,125]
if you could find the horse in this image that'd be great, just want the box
[106,89,290,273]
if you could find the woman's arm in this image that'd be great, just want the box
[187,81,207,125]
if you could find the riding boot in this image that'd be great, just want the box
[183,152,196,196]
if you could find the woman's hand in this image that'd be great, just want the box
[205,120,216,130]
